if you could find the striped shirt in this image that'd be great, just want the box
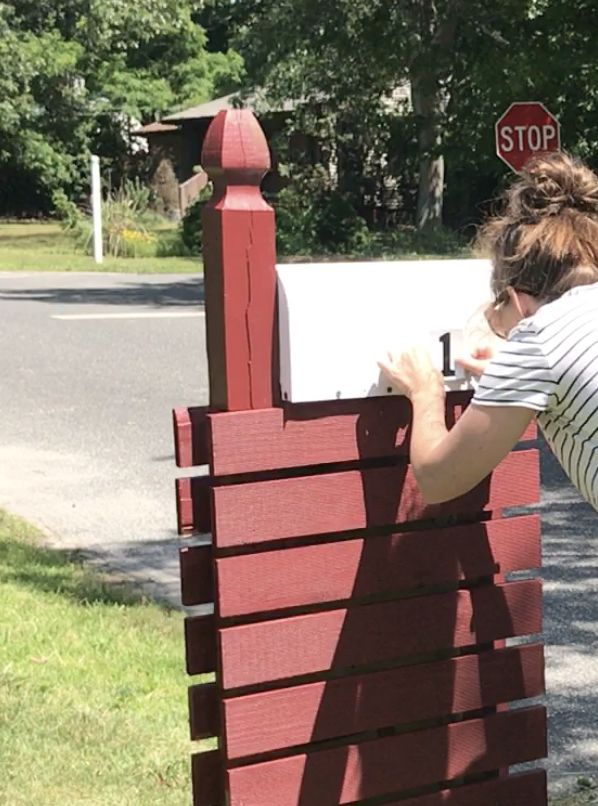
[473,281,598,511]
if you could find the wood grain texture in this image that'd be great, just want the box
[191,750,222,806]
[226,705,546,806]
[218,579,542,689]
[180,544,214,607]
[173,406,209,468]
[206,393,464,475]
[201,110,277,412]
[202,395,536,475]
[211,449,539,548]
[189,682,220,740]
[221,643,544,758]
[186,614,217,676]
[384,769,547,806]
[214,514,540,616]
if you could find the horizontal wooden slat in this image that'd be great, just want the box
[186,614,217,675]
[207,394,463,475]
[210,449,539,548]
[189,682,220,740]
[173,406,210,468]
[222,642,544,759]
[176,477,211,536]
[191,749,222,806]
[226,705,547,806]
[204,394,536,475]
[379,769,546,806]
[214,513,540,616]
[180,544,214,607]
[218,578,541,689]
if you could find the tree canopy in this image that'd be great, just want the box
[227,0,598,229]
[0,0,242,214]
[4,0,598,230]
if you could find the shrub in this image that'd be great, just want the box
[52,189,93,253]
[312,190,370,253]
[54,179,168,258]
[177,178,468,261]
[271,185,318,256]
[273,185,370,257]
[179,185,213,256]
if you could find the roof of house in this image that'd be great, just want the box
[135,82,411,135]
[163,91,296,123]
[132,121,180,136]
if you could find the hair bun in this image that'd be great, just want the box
[507,152,598,220]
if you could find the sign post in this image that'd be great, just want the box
[91,154,103,265]
[495,102,560,173]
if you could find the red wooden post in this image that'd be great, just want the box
[174,109,547,806]
[201,110,277,411]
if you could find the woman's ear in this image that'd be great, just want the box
[506,286,525,317]
[509,287,542,317]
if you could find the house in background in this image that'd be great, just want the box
[134,84,411,221]
[133,92,298,218]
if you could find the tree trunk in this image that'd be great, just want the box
[411,70,447,231]
[407,0,461,230]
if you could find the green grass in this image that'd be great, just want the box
[0,510,206,805]
[550,779,598,804]
[0,221,201,273]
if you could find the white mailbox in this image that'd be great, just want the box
[276,259,494,403]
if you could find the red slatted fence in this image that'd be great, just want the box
[172,109,547,806]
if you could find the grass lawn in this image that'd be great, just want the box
[1,509,594,805]
[551,791,598,804]
[0,221,201,273]
[0,510,208,806]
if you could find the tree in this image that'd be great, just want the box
[0,0,244,214]
[228,0,548,229]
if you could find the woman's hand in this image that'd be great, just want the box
[377,345,445,401]
[454,345,495,378]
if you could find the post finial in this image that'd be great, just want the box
[201,109,271,187]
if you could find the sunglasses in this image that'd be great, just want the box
[483,289,510,339]
[484,286,535,339]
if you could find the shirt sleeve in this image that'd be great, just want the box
[472,324,557,412]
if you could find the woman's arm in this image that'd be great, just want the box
[378,345,535,503]
[409,390,534,503]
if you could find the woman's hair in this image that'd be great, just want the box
[477,151,598,302]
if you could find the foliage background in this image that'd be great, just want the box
[0,0,242,215]
[4,0,598,249]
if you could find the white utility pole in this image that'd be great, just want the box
[91,154,103,264]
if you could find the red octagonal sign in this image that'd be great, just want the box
[496,101,561,173]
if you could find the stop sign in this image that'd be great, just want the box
[495,101,561,173]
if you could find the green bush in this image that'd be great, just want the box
[53,180,174,258]
[52,189,93,253]
[313,190,370,252]
[176,178,468,261]
[179,185,213,256]
[271,185,318,256]
[273,185,369,257]
[102,179,155,258]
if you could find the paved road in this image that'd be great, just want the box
[0,271,209,604]
[1,271,598,791]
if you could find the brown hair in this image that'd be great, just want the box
[478,151,598,303]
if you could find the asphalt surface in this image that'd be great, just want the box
[1,271,598,793]
[0,271,209,604]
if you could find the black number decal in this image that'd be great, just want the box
[439,332,454,377]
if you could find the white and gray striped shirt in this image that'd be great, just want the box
[473,281,598,511]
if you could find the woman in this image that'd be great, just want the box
[378,152,598,511]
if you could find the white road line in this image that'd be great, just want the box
[51,311,205,321]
